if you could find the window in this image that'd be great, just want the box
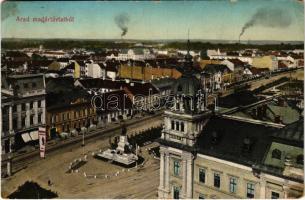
[30,102,33,109]
[199,168,206,183]
[271,149,281,159]
[13,118,17,128]
[13,105,17,112]
[32,82,37,88]
[181,122,184,132]
[214,173,220,188]
[173,160,180,176]
[175,121,180,131]
[176,102,180,110]
[62,113,65,121]
[22,104,25,111]
[229,177,237,193]
[246,183,255,198]
[173,186,180,199]
[271,191,279,199]
[21,117,25,127]
[24,83,28,88]
[177,85,182,92]
[297,154,303,165]
[2,107,8,116]
[171,120,175,130]
[30,116,34,125]
[38,100,41,108]
[38,114,41,123]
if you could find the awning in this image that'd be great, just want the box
[30,131,39,140]
[21,133,32,143]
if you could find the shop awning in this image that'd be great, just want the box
[21,133,32,143]
[30,131,39,140]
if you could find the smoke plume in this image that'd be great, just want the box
[114,13,130,38]
[2,1,19,21]
[239,8,292,39]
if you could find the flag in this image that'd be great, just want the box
[39,127,46,158]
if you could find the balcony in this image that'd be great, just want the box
[17,89,46,98]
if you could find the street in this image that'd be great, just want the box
[1,114,163,198]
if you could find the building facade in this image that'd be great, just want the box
[157,41,303,199]
[1,74,46,153]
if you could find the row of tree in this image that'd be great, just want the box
[2,39,303,52]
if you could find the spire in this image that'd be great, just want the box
[184,29,193,72]
[187,29,190,54]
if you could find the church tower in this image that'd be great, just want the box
[158,37,212,199]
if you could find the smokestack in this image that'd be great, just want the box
[239,8,292,39]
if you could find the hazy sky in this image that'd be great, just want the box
[1,0,304,41]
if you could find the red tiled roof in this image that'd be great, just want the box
[228,59,245,66]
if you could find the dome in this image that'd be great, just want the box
[172,75,201,97]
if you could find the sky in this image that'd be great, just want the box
[1,0,304,41]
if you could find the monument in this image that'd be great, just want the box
[95,122,139,167]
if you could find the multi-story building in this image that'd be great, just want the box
[1,73,46,153]
[157,41,303,199]
[86,62,105,78]
[46,88,96,138]
[252,55,278,71]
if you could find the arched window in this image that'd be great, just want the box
[171,120,175,130]
[271,149,281,160]
[181,122,184,132]
[297,154,303,165]
[176,121,180,131]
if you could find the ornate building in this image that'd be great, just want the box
[157,40,303,199]
[158,39,212,198]
[1,74,46,153]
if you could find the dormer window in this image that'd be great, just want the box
[271,149,281,160]
[297,154,303,165]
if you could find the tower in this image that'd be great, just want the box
[158,37,212,199]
